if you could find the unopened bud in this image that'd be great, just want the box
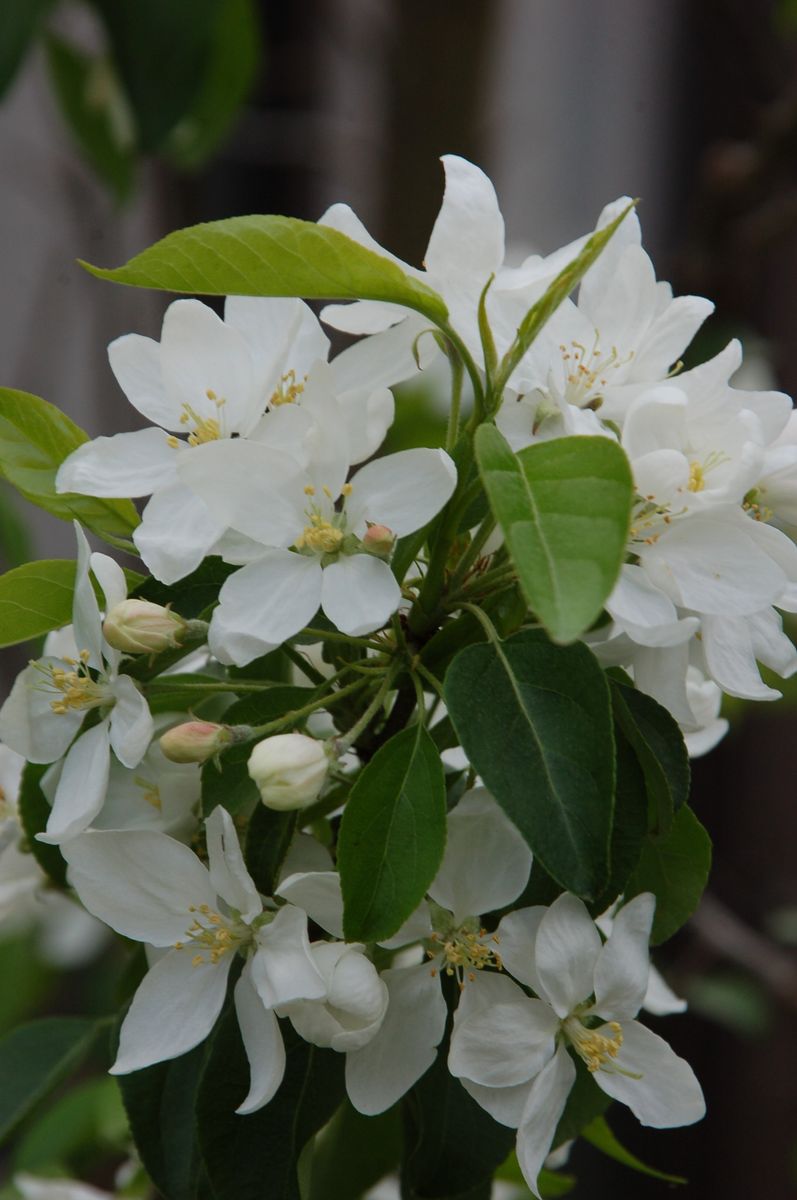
[104,599,187,654]
[159,721,232,764]
[362,522,396,559]
[247,733,329,811]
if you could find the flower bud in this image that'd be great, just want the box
[159,721,232,764]
[247,733,328,810]
[361,522,396,559]
[103,599,187,654]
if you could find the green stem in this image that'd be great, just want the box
[335,666,400,754]
[282,642,327,686]
[445,352,464,451]
[414,661,445,700]
[300,627,385,650]
[459,601,503,646]
[245,676,370,738]
[446,565,517,607]
[437,320,484,416]
[146,679,290,694]
[447,511,497,593]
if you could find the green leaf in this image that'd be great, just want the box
[496,201,635,389]
[610,676,690,838]
[80,218,448,327]
[165,0,259,170]
[200,686,313,817]
[0,0,52,100]
[196,1015,345,1200]
[627,805,712,944]
[0,1018,101,1143]
[0,481,34,569]
[338,724,446,942]
[401,1042,515,1198]
[0,560,76,649]
[444,630,615,899]
[133,555,235,618]
[0,389,139,538]
[308,1100,401,1200]
[591,727,647,911]
[13,1077,127,1173]
[117,1040,209,1200]
[45,35,135,205]
[581,1115,686,1184]
[244,805,298,897]
[475,427,632,643]
[17,762,67,888]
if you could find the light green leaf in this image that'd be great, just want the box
[627,804,712,944]
[79,218,448,326]
[0,389,139,538]
[581,1115,686,1184]
[496,201,635,390]
[0,1018,102,1143]
[444,629,614,899]
[338,724,446,942]
[476,427,632,643]
[0,559,77,648]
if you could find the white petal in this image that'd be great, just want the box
[134,482,227,585]
[234,962,286,1113]
[633,296,715,380]
[449,974,557,1087]
[213,552,322,655]
[591,893,654,1019]
[109,675,153,768]
[378,900,433,950]
[90,552,127,613]
[459,1077,532,1128]
[320,299,409,335]
[495,906,547,994]
[333,387,395,464]
[425,155,504,285]
[14,1175,112,1200]
[534,893,602,1018]
[701,614,782,700]
[108,333,169,427]
[0,664,83,762]
[428,788,531,922]
[160,299,255,434]
[643,967,687,1016]
[346,448,457,537]
[111,949,231,1073]
[595,1019,705,1128]
[72,524,104,669]
[516,1044,577,1199]
[250,904,326,1007]
[62,829,217,944]
[205,805,261,922]
[224,296,329,404]
[345,963,447,1115]
[39,723,111,845]
[330,318,426,393]
[321,555,400,636]
[275,871,344,938]
[56,429,178,498]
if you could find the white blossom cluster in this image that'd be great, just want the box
[2,154,795,1196]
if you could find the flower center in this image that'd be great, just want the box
[563,1015,623,1073]
[166,392,226,448]
[294,483,353,557]
[34,651,110,715]
[133,775,161,809]
[269,369,306,406]
[174,903,247,967]
[427,920,503,987]
[559,336,634,407]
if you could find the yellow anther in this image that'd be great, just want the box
[166,435,179,449]
[304,485,316,496]
[564,1017,624,1073]
[322,485,333,499]
[206,389,217,400]
[192,954,204,967]
[688,461,705,493]
[296,520,344,555]
[269,369,306,406]
[341,482,353,497]
[178,403,222,446]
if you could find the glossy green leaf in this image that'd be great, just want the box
[476,426,632,643]
[118,1040,210,1200]
[80,218,448,326]
[0,389,139,537]
[610,675,690,838]
[0,560,77,649]
[444,630,615,899]
[591,727,647,912]
[582,1115,686,1183]
[45,35,135,205]
[17,762,67,888]
[496,201,635,388]
[0,1018,101,1143]
[244,805,298,897]
[196,1014,344,1200]
[338,724,446,942]
[308,1100,401,1200]
[627,805,712,944]
[134,556,235,618]
[200,686,313,817]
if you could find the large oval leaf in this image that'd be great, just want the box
[627,804,711,944]
[80,216,449,325]
[337,724,446,942]
[444,629,615,899]
[475,426,632,643]
[0,388,139,538]
[0,559,78,648]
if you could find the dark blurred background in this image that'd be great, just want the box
[1,2,796,1197]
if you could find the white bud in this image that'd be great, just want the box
[103,599,187,654]
[284,942,388,1051]
[159,721,232,764]
[247,733,328,810]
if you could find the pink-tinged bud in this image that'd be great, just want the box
[247,733,329,810]
[159,721,232,764]
[103,599,187,654]
[362,522,396,559]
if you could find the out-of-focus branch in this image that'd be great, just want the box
[690,892,797,1016]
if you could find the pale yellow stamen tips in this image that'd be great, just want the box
[296,516,344,554]
[269,369,306,406]
[564,1017,624,1073]
[178,402,222,446]
[341,483,353,497]
[559,335,634,404]
[175,903,244,966]
[35,652,108,716]
[688,462,705,493]
[304,485,316,496]
[429,927,502,988]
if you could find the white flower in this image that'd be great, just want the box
[62,806,328,1113]
[248,733,329,810]
[279,941,388,1051]
[179,440,457,663]
[594,900,687,1016]
[448,893,704,1198]
[0,527,153,844]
